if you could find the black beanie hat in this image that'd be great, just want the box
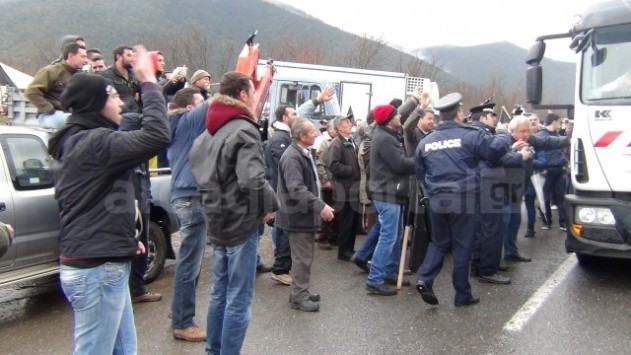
[61,73,112,114]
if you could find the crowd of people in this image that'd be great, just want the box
[21,35,574,354]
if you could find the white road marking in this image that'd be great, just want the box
[503,255,577,332]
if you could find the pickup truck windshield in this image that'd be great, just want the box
[3,135,53,190]
[582,23,631,103]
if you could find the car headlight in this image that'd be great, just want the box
[575,206,616,225]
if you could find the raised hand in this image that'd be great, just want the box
[132,45,157,84]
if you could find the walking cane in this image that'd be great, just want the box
[396,224,411,290]
[397,188,415,290]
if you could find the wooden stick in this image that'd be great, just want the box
[397,225,411,290]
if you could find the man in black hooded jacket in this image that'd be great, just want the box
[48,47,170,354]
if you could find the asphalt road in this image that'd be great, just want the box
[1,220,630,355]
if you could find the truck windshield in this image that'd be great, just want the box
[279,82,340,119]
[582,23,631,102]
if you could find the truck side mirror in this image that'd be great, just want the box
[591,47,606,67]
[526,41,546,65]
[526,65,543,105]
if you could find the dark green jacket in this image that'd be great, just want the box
[25,62,77,115]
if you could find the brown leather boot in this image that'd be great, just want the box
[173,325,207,342]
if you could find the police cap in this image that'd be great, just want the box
[469,102,496,115]
[434,93,463,112]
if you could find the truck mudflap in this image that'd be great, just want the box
[565,194,631,259]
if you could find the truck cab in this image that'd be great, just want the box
[526,0,631,263]
[261,75,341,126]
[0,127,58,280]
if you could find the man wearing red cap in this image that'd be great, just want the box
[364,104,415,296]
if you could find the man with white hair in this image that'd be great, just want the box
[327,115,361,261]
[499,116,569,263]
[275,118,335,312]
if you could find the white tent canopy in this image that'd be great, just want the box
[0,62,33,90]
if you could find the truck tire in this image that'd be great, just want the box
[145,221,167,284]
[576,253,596,267]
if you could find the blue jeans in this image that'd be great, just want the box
[206,230,258,355]
[60,262,136,355]
[38,112,69,129]
[503,209,522,257]
[257,223,265,267]
[271,226,291,274]
[367,200,403,286]
[524,185,537,231]
[171,196,207,329]
[354,218,381,262]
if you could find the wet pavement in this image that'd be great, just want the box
[1,221,630,354]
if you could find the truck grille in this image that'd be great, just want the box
[573,138,589,183]
[405,77,429,96]
[582,228,625,244]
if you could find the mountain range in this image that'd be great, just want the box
[0,0,575,107]
[415,42,575,104]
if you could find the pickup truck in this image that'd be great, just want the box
[0,125,177,286]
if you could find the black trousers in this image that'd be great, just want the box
[318,188,338,243]
[409,209,430,273]
[336,200,359,257]
[129,212,149,296]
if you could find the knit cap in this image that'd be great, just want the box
[61,73,112,114]
[373,105,397,125]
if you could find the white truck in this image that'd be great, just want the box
[259,60,439,124]
[525,0,631,264]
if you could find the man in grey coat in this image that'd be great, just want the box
[189,71,278,355]
[275,118,335,312]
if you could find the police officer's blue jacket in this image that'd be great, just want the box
[471,120,513,184]
[415,121,510,197]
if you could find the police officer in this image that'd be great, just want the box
[414,93,510,307]
[469,103,517,285]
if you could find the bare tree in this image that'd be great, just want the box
[294,40,325,64]
[267,33,297,62]
[338,34,386,69]
[215,37,240,78]
[177,24,212,71]
[31,37,59,70]
[141,25,214,75]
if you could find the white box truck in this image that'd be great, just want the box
[526,0,631,265]
[259,60,439,124]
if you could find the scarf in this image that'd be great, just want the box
[49,112,118,160]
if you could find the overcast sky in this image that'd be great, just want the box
[269,0,603,62]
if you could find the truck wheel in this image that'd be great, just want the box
[576,253,596,267]
[145,221,167,284]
